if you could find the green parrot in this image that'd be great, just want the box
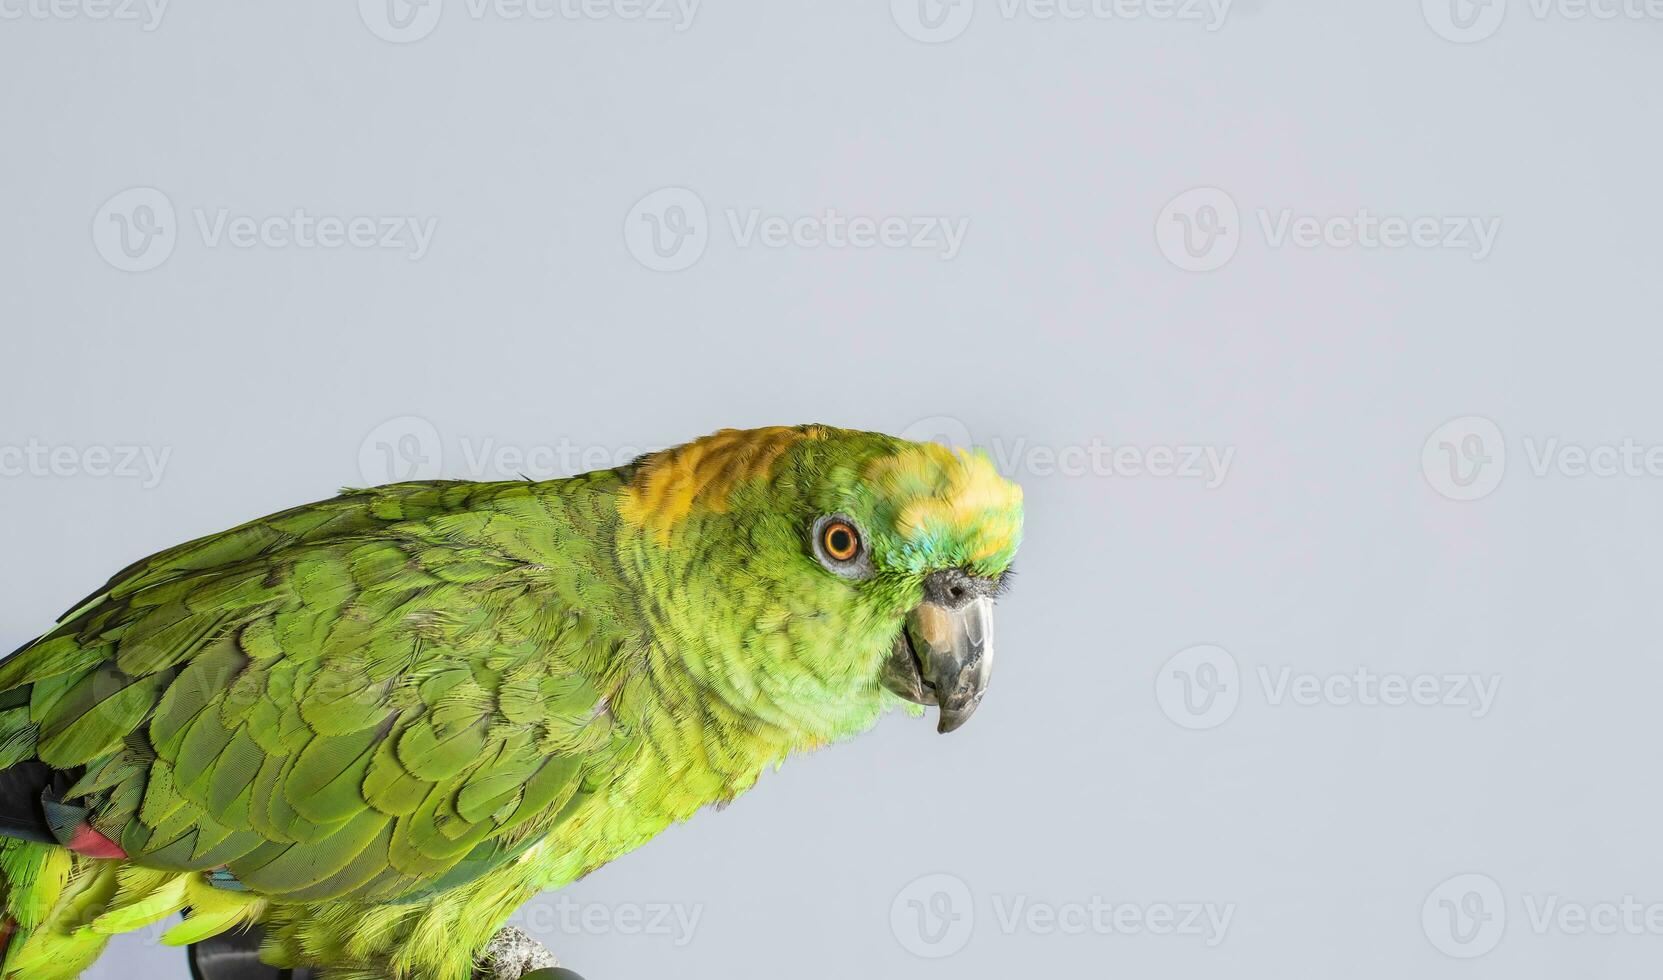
[0,424,1023,980]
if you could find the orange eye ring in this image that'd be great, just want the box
[821,520,861,562]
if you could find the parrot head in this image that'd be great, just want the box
[618,425,1024,740]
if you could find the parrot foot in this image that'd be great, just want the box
[186,925,318,980]
[477,926,581,980]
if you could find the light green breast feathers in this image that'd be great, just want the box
[0,424,1023,980]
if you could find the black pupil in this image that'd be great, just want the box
[828,527,853,556]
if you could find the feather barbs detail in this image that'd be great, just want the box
[866,443,1023,566]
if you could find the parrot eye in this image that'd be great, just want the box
[822,521,860,561]
[811,514,871,578]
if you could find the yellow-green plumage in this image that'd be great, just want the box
[0,425,1023,979]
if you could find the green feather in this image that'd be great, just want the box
[275,821,395,903]
[90,874,188,934]
[286,736,381,826]
[36,670,168,767]
[150,641,246,758]
[207,728,266,817]
[172,709,239,796]
[361,734,429,816]
[236,809,386,894]
[395,717,487,782]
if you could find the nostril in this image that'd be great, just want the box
[926,569,983,605]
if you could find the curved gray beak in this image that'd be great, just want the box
[880,571,997,734]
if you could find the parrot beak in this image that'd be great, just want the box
[880,571,997,734]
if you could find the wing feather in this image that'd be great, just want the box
[0,478,636,903]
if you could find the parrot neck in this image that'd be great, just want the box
[609,564,889,795]
[627,608,889,769]
[597,472,895,817]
